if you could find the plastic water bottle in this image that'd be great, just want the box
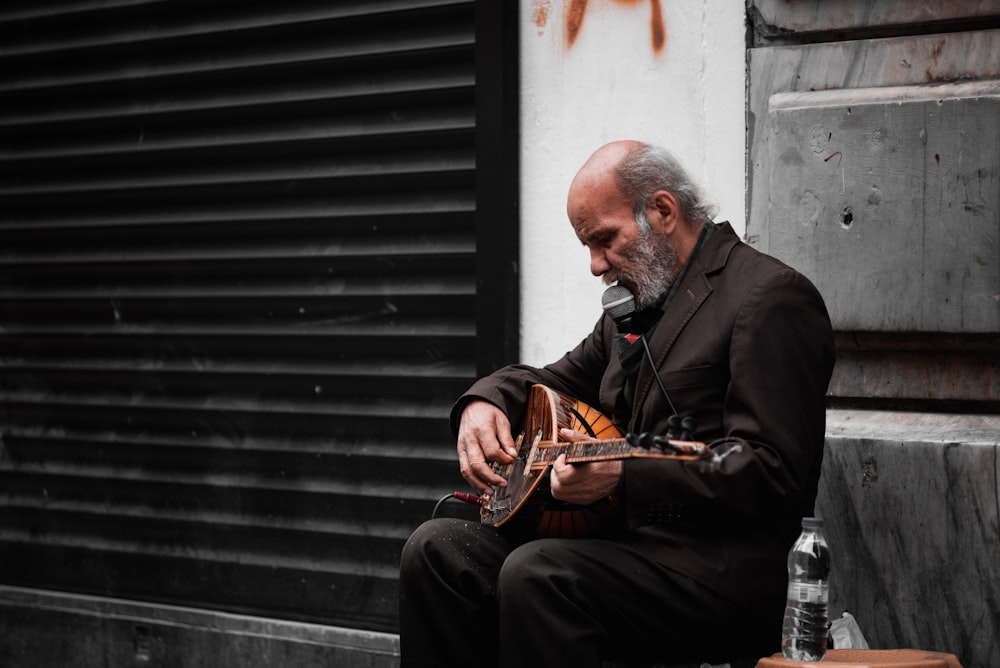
[781,517,831,661]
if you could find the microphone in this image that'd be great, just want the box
[602,285,637,333]
[605,284,691,439]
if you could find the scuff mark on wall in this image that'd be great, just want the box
[561,0,666,55]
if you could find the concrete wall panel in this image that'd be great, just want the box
[763,81,1000,332]
[819,410,1000,667]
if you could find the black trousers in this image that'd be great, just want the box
[398,518,779,668]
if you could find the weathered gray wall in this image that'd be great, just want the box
[749,3,1000,667]
[819,412,1000,667]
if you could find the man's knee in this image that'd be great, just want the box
[497,539,577,603]
[401,517,503,582]
[401,518,461,574]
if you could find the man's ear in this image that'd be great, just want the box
[649,190,680,235]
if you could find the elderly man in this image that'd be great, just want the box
[399,140,835,668]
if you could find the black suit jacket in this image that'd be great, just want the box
[453,222,835,612]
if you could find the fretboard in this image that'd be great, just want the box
[527,438,707,469]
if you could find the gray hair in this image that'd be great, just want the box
[614,143,718,232]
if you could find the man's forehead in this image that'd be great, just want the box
[569,167,620,211]
[571,160,614,193]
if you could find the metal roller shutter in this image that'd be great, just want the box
[0,0,516,632]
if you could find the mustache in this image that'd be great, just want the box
[603,271,624,286]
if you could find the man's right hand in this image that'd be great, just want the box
[456,400,518,495]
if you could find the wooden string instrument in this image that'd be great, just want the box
[479,384,710,539]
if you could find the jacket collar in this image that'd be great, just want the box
[695,221,740,275]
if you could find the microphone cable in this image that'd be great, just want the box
[638,333,678,419]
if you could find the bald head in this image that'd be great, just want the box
[565,140,714,304]
[569,139,715,236]
[568,140,645,203]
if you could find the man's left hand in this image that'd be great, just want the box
[549,427,622,505]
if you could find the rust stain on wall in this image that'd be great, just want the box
[562,0,666,55]
[566,0,588,48]
[533,0,551,32]
[648,0,665,52]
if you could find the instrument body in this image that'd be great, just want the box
[480,384,709,539]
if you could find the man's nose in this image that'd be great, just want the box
[589,248,610,277]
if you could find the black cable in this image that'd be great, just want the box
[639,334,678,418]
[431,492,457,519]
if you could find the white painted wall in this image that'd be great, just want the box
[518,0,746,366]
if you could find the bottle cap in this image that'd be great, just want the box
[801,517,824,528]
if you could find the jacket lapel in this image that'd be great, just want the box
[630,223,740,423]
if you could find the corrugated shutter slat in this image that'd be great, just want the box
[0,0,479,631]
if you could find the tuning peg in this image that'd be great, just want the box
[627,432,658,450]
[680,416,697,441]
[667,415,682,439]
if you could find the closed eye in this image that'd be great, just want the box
[585,232,613,248]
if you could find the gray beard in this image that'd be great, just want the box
[603,232,680,309]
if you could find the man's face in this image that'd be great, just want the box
[604,213,680,308]
[569,183,680,308]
